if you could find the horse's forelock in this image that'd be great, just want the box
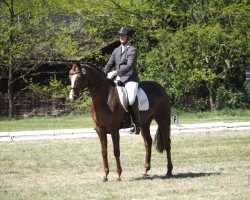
[70,63,76,72]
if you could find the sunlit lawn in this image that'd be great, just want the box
[0,130,249,199]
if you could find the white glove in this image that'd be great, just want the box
[107,71,117,79]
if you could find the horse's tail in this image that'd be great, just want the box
[154,127,165,153]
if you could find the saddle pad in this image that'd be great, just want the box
[137,87,149,111]
[117,86,149,112]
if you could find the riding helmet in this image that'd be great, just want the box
[117,26,135,36]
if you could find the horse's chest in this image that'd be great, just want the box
[91,110,109,126]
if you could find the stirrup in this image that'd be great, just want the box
[129,123,140,135]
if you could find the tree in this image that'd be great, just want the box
[161,1,250,109]
[1,0,249,115]
[0,0,80,116]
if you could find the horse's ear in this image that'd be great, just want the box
[67,63,73,69]
[76,62,81,68]
[76,62,86,74]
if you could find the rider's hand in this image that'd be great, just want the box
[107,71,117,79]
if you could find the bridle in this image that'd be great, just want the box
[69,71,88,94]
[69,69,108,94]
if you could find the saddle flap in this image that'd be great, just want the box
[116,86,149,112]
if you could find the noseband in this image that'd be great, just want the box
[70,87,78,91]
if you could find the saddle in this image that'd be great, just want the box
[116,84,149,112]
[107,71,149,112]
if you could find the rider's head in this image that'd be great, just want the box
[118,26,135,45]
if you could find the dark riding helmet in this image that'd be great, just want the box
[117,26,135,36]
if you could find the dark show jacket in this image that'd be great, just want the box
[104,42,139,83]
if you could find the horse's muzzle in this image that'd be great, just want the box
[69,88,79,101]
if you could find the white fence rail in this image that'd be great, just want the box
[1,122,250,141]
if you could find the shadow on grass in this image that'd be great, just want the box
[131,172,221,181]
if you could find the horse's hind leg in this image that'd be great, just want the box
[154,114,173,177]
[141,120,153,175]
[164,127,173,177]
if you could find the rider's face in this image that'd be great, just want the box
[120,34,128,44]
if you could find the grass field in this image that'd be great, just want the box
[0,130,249,199]
[0,109,250,132]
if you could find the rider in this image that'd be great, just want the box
[104,26,141,135]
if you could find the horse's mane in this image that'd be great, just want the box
[80,62,107,79]
[76,61,115,86]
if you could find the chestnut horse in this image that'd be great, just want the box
[69,62,173,181]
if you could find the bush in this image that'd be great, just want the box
[216,86,247,109]
[69,92,92,115]
[28,75,92,115]
[29,75,68,99]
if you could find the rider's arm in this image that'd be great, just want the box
[104,50,116,74]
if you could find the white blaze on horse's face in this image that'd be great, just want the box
[69,74,77,100]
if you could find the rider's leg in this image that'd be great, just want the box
[129,96,141,134]
[125,81,141,134]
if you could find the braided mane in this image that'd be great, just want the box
[79,62,107,79]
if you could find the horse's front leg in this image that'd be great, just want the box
[141,125,152,175]
[96,127,109,182]
[111,131,122,181]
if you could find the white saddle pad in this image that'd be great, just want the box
[117,86,149,112]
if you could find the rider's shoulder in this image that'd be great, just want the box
[128,45,137,51]
[113,46,121,52]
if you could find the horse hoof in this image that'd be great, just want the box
[141,172,149,177]
[166,172,173,178]
[115,177,121,182]
[102,176,108,182]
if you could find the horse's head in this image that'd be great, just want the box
[69,62,108,101]
[68,63,86,101]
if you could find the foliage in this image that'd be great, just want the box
[0,0,81,116]
[69,92,92,115]
[0,0,249,114]
[216,86,247,109]
[82,0,249,110]
[28,75,69,98]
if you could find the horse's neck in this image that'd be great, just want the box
[89,83,111,112]
[84,64,112,109]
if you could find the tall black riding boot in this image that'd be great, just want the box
[129,97,141,135]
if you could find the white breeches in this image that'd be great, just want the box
[115,75,138,105]
[124,81,138,105]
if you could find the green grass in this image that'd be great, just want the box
[0,109,249,132]
[0,130,249,199]
[171,108,250,124]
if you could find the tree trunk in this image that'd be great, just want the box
[7,0,15,117]
[8,59,14,117]
[207,84,216,110]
